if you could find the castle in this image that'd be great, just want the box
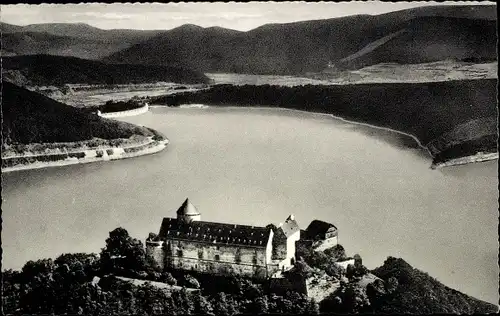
[146,198,337,280]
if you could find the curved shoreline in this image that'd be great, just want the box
[152,104,431,152]
[252,107,498,169]
[152,104,498,169]
[1,137,169,173]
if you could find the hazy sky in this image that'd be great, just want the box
[1,1,495,31]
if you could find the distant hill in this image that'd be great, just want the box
[104,24,245,71]
[337,16,497,69]
[370,257,499,314]
[1,81,154,146]
[103,5,497,74]
[0,22,164,60]
[2,55,210,86]
[16,22,164,42]
[0,22,25,33]
[1,31,125,60]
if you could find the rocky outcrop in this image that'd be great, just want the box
[1,136,168,173]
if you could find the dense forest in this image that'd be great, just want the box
[2,55,210,87]
[103,6,497,75]
[150,80,498,163]
[99,99,145,113]
[2,226,497,315]
[1,81,156,149]
[1,228,318,316]
[1,22,164,60]
[3,6,496,75]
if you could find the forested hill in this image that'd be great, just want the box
[1,22,164,60]
[1,81,154,147]
[103,5,497,74]
[337,16,497,70]
[2,55,210,87]
[369,257,499,314]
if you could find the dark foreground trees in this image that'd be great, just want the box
[3,227,497,315]
[99,227,148,276]
[2,226,318,316]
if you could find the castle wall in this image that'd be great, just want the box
[272,229,288,261]
[164,238,270,279]
[313,236,338,252]
[146,241,165,270]
[266,229,274,263]
[335,259,355,270]
[286,230,300,264]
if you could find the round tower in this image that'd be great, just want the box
[176,198,201,223]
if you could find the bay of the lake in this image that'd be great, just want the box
[2,106,498,304]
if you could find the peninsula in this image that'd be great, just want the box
[1,81,168,173]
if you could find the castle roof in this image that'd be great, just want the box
[158,217,271,247]
[304,220,337,240]
[176,198,200,216]
[280,215,300,238]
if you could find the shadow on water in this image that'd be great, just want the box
[1,160,108,193]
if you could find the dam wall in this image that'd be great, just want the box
[97,103,149,118]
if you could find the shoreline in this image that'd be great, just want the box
[151,104,498,169]
[152,104,432,152]
[97,103,149,118]
[431,152,499,169]
[1,137,169,173]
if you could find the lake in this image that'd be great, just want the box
[2,106,498,304]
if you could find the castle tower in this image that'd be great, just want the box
[176,198,201,223]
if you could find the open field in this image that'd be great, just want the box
[308,61,497,84]
[207,61,497,87]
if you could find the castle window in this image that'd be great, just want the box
[252,255,258,264]
[215,254,220,261]
[198,249,203,259]
[177,250,183,257]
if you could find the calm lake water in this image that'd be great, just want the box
[2,107,498,304]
